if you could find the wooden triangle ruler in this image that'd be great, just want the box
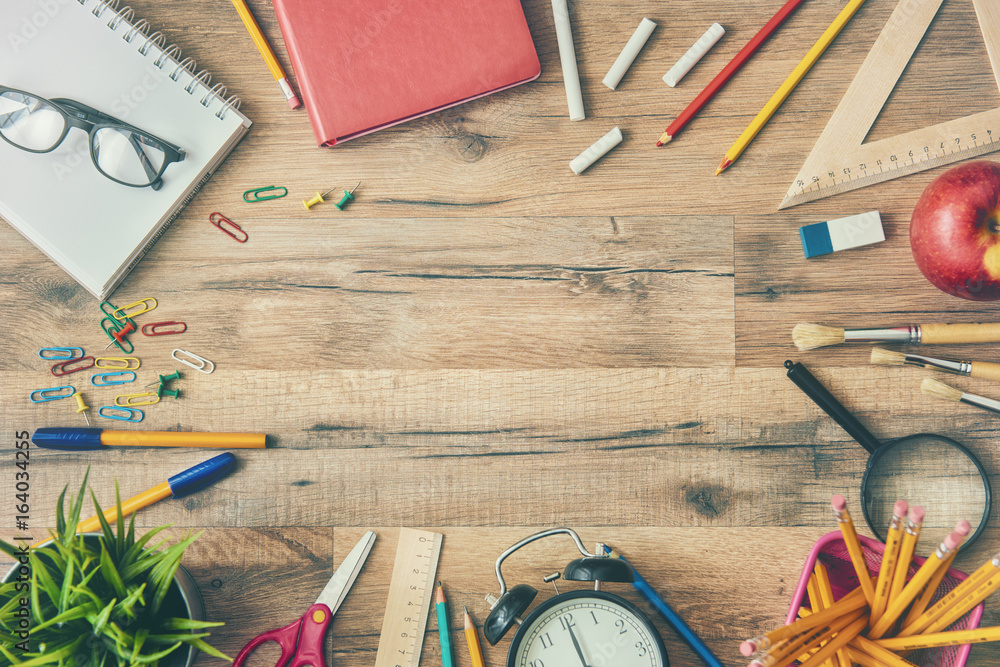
[780,0,1000,209]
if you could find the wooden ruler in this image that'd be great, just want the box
[780,0,1000,209]
[374,528,444,667]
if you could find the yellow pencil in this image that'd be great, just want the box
[845,646,889,667]
[919,568,1000,636]
[229,0,302,109]
[830,495,875,607]
[795,614,869,667]
[877,626,1000,651]
[869,531,964,639]
[888,506,923,607]
[813,562,849,667]
[464,607,486,667]
[740,585,868,654]
[850,637,918,667]
[898,553,999,637]
[715,0,867,174]
[871,500,908,627]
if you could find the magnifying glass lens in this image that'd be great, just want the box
[864,435,988,556]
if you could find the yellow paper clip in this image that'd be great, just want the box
[114,392,160,407]
[95,357,141,370]
[112,298,157,320]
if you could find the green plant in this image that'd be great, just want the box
[0,471,231,666]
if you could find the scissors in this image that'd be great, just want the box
[233,531,376,667]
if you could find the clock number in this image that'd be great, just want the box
[540,632,553,649]
[614,619,627,635]
[529,661,545,667]
[558,613,576,630]
[635,642,647,657]
[590,611,599,625]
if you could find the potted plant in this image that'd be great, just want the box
[0,471,231,666]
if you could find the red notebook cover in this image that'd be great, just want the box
[272,0,541,146]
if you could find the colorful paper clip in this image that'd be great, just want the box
[100,318,135,354]
[114,392,160,407]
[91,371,137,386]
[171,349,215,374]
[141,321,187,336]
[104,320,136,350]
[112,298,157,320]
[99,406,144,422]
[38,347,84,360]
[95,356,141,370]
[30,385,76,403]
[209,212,248,243]
[243,185,287,202]
[99,300,131,326]
[51,356,96,376]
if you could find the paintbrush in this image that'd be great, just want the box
[870,348,1000,381]
[921,377,1000,415]
[793,322,1000,351]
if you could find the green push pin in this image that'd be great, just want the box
[157,384,181,399]
[146,370,183,388]
[334,182,361,210]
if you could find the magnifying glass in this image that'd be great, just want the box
[785,360,991,553]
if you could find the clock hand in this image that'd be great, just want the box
[567,625,592,667]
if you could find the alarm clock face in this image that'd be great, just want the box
[507,590,668,667]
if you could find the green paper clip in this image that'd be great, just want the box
[243,185,288,202]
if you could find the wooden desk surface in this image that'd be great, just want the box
[3,0,1000,664]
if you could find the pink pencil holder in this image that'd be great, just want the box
[787,531,984,667]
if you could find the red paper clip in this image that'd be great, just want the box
[142,321,187,336]
[209,212,248,243]
[51,356,95,376]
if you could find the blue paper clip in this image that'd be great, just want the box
[98,406,144,422]
[38,347,84,360]
[29,385,76,403]
[243,185,287,202]
[91,371,137,386]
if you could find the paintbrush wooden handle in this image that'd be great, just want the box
[970,361,1000,381]
[920,323,1000,344]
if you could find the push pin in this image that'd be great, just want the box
[303,181,360,210]
[145,371,183,388]
[73,393,91,426]
[104,320,136,350]
[156,385,180,399]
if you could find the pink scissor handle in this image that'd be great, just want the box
[232,603,332,667]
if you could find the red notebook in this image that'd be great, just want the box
[272,0,541,146]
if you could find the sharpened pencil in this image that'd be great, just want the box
[464,607,486,667]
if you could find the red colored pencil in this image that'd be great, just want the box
[656,0,808,146]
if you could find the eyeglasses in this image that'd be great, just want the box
[0,86,184,190]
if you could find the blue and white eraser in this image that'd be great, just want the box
[799,211,884,259]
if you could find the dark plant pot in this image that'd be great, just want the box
[3,533,205,667]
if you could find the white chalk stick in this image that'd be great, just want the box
[570,127,623,174]
[603,18,657,90]
[663,23,725,87]
[552,0,585,121]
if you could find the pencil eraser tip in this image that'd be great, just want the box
[956,519,972,535]
[945,532,962,550]
[288,94,302,110]
[893,500,909,516]
[831,494,847,511]
[740,641,756,656]
[909,506,925,523]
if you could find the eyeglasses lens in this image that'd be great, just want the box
[92,126,167,187]
[0,91,66,151]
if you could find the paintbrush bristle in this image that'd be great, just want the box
[792,323,846,351]
[870,347,906,366]
[921,377,964,402]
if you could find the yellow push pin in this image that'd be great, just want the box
[303,181,360,210]
[74,393,91,426]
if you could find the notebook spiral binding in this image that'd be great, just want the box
[79,0,242,120]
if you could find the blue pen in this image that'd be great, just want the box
[73,453,237,534]
[603,544,725,667]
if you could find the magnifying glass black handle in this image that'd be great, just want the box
[784,361,882,454]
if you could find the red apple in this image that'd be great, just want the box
[910,160,1000,300]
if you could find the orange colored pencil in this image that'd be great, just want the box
[464,608,486,667]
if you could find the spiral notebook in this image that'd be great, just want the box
[0,0,251,299]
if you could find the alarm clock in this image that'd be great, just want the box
[483,527,669,667]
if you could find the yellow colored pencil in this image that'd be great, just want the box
[869,531,964,639]
[229,0,302,109]
[877,626,1000,651]
[715,0,868,174]
[464,607,486,667]
[830,495,875,607]
[871,500,908,627]
[814,562,849,667]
